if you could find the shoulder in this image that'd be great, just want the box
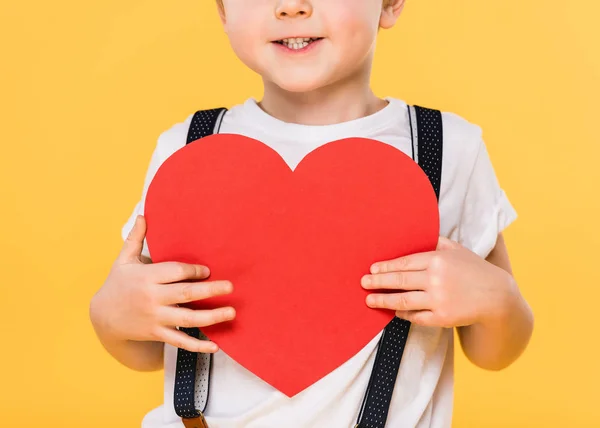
[150,112,196,165]
[148,103,243,173]
[431,108,487,188]
[439,109,484,164]
[134,111,197,201]
[413,106,489,206]
[389,99,484,164]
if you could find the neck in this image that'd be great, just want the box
[257,58,388,126]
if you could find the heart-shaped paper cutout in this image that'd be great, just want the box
[144,134,439,397]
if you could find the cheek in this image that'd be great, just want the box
[224,13,265,69]
[326,3,380,58]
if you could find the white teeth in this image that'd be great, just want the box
[278,37,320,49]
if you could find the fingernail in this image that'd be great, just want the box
[366,295,376,307]
[361,275,372,287]
[225,308,236,319]
[371,264,380,274]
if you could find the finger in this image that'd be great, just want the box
[395,310,435,326]
[158,305,236,329]
[370,251,434,274]
[361,271,429,291]
[366,291,430,312]
[117,215,146,263]
[147,261,211,284]
[160,280,234,305]
[437,236,460,251]
[156,326,219,353]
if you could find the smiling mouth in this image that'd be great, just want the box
[273,37,324,50]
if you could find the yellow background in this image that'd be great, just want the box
[1,0,598,426]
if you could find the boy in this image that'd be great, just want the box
[89,0,534,427]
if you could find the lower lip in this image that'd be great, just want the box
[272,38,323,54]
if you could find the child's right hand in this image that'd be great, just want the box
[91,215,235,354]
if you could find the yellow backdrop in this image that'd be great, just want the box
[1,0,598,426]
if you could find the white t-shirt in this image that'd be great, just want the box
[121,96,518,428]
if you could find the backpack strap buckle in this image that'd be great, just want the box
[182,413,209,428]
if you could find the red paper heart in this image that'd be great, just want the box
[144,134,439,397]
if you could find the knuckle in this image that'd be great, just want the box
[124,231,136,244]
[180,284,195,302]
[208,282,221,297]
[137,284,157,307]
[394,272,405,287]
[174,263,189,278]
[197,341,211,353]
[397,256,409,269]
[215,309,229,323]
[204,310,219,325]
[191,264,202,278]
[396,293,409,310]
[372,294,384,307]
[429,271,443,289]
[180,310,195,328]
[219,308,234,322]
[430,254,446,272]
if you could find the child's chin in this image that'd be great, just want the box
[273,77,328,93]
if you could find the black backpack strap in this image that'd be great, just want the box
[173,107,227,428]
[356,104,443,428]
[186,108,228,144]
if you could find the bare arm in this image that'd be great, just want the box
[456,233,534,371]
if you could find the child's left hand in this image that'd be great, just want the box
[361,236,515,328]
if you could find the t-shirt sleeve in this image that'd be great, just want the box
[120,141,163,259]
[457,135,518,259]
[120,119,190,258]
[121,201,150,258]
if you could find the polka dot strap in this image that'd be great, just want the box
[173,107,228,424]
[356,105,443,428]
[410,105,443,201]
[186,108,227,145]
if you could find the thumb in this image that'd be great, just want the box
[436,235,460,251]
[118,215,147,263]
